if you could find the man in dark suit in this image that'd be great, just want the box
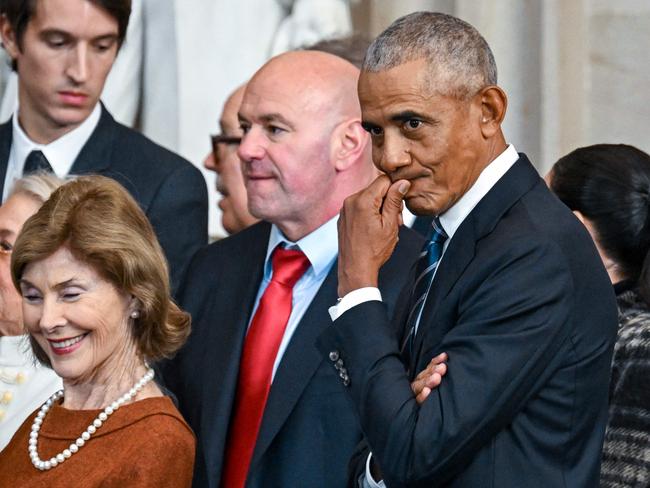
[163,50,423,488]
[318,12,619,487]
[0,0,207,292]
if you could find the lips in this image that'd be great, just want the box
[48,333,87,355]
[59,91,88,106]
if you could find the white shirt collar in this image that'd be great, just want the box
[266,215,339,281]
[12,103,102,178]
[438,144,519,239]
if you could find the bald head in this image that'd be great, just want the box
[245,50,362,129]
[237,50,374,241]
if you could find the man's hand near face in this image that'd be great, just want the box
[337,175,410,297]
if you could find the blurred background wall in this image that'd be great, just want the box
[2,0,648,237]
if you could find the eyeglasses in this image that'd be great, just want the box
[211,133,242,158]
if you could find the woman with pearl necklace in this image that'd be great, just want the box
[0,176,195,487]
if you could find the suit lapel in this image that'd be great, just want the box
[69,104,114,175]
[0,119,13,198]
[249,260,339,470]
[410,155,541,369]
[199,225,270,487]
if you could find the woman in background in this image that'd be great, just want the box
[0,175,194,486]
[0,173,65,449]
[548,144,650,487]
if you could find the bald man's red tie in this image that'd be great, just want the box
[221,247,310,488]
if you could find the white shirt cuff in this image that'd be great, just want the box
[360,452,385,488]
[328,287,382,321]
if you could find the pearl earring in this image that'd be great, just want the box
[130,310,140,319]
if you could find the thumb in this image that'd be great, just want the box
[382,179,410,223]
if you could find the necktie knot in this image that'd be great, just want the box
[271,247,310,287]
[23,150,54,175]
[430,217,448,244]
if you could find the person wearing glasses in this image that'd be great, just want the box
[204,84,259,236]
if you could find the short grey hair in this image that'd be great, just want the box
[9,171,68,203]
[363,11,497,99]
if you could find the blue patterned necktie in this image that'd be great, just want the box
[402,217,448,363]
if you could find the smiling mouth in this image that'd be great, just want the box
[48,333,88,354]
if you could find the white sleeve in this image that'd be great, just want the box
[328,287,382,321]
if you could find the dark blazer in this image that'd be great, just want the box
[410,215,434,238]
[317,155,619,488]
[0,105,208,292]
[163,221,423,488]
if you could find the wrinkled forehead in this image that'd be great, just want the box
[240,74,329,123]
[357,61,441,115]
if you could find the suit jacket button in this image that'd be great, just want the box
[329,351,340,362]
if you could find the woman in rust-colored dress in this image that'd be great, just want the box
[0,176,195,487]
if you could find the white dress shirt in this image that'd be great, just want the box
[250,215,338,380]
[0,335,62,450]
[328,145,520,488]
[2,103,101,202]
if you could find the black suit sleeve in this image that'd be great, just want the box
[147,163,208,295]
[318,238,578,488]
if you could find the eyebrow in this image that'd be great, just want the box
[39,29,119,43]
[390,110,429,123]
[238,112,294,130]
[0,228,14,238]
[19,277,82,289]
[259,113,293,128]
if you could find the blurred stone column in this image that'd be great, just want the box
[456,0,543,167]
[352,0,454,37]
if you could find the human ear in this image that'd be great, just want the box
[0,15,20,60]
[331,119,370,172]
[478,85,507,139]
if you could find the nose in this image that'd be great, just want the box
[203,152,217,172]
[66,44,89,84]
[376,134,411,174]
[38,297,66,333]
[237,127,266,162]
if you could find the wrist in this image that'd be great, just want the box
[338,270,378,297]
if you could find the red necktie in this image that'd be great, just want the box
[221,247,311,488]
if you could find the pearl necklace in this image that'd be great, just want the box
[28,366,155,471]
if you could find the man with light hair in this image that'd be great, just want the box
[318,11,617,487]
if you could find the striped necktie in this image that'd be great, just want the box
[402,217,448,364]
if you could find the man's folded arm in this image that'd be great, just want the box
[318,239,576,487]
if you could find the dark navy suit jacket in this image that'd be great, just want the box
[318,155,619,487]
[163,221,423,488]
[0,105,208,292]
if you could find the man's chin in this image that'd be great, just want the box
[404,196,437,217]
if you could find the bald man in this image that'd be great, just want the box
[163,51,423,488]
